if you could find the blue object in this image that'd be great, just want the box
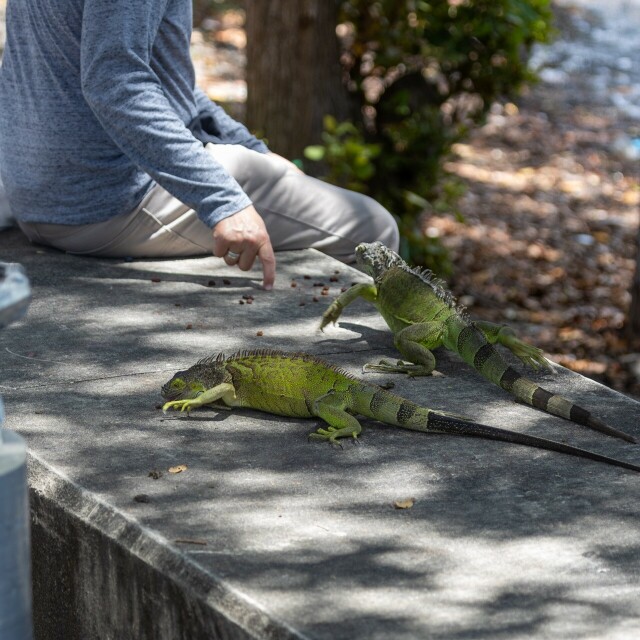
[0,262,33,640]
[0,430,33,640]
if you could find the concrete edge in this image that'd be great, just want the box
[27,450,311,640]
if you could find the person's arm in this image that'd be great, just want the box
[79,0,249,228]
[194,88,269,153]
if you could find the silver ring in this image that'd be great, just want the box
[225,250,240,261]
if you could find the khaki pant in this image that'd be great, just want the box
[19,144,399,263]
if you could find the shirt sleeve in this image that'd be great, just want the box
[194,88,269,153]
[79,0,251,228]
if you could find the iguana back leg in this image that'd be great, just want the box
[364,321,446,377]
[307,391,363,444]
[474,321,552,371]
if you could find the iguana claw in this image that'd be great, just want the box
[363,359,443,378]
[508,341,553,372]
[308,425,359,446]
[162,399,196,414]
[319,301,343,332]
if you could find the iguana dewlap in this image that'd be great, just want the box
[320,241,636,444]
[161,350,640,473]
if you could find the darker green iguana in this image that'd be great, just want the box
[320,241,636,444]
[161,350,640,473]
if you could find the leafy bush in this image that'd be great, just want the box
[305,0,553,271]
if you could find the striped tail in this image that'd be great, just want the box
[497,365,636,443]
[358,388,640,472]
[456,327,637,443]
[422,414,640,473]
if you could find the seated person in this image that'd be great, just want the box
[0,0,399,289]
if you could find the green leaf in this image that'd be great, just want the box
[303,146,326,161]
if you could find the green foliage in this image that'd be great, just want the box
[304,116,381,193]
[305,0,553,272]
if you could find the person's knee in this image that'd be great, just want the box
[360,197,400,251]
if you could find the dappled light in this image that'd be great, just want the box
[2,1,640,637]
[1,224,639,637]
[437,93,640,389]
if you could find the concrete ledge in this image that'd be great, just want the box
[28,453,299,640]
[2,227,640,639]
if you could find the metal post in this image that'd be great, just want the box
[0,420,33,640]
[0,262,33,640]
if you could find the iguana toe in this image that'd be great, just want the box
[308,425,358,446]
[363,359,435,377]
[162,399,194,414]
[319,302,344,332]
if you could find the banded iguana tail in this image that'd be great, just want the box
[320,241,636,444]
[161,350,640,473]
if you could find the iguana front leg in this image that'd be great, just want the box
[474,321,552,371]
[307,390,363,444]
[162,383,236,414]
[319,283,378,331]
[364,321,446,377]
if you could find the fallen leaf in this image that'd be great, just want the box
[394,498,415,509]
[169,464,188,474]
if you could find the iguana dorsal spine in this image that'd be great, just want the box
[319,241,636,444]
[161,350,640,473]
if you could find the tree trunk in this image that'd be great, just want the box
[245,0,347,162]
[626,223,640,341]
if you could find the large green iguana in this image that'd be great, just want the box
[161,350,640,473]
[320,241,636,444]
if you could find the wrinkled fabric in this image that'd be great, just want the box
[0,0,267,227]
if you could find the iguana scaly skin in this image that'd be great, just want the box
[320,241,636,444]
[161,350,640,473]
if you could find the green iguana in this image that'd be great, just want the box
[161,350,640,473]
[320,241,636,444]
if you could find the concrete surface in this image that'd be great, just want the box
[1,227,640,639]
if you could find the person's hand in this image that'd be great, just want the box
[212,205,275,290]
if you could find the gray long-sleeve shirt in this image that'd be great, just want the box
[0,0,268,226]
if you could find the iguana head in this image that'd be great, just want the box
[355,241,404,280]
[161,356,227,401]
